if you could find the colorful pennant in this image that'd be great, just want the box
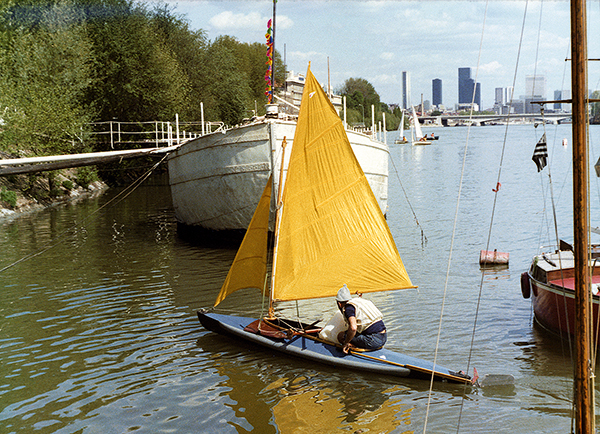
[265,18,273,102]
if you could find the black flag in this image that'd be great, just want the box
[532,133,548,172]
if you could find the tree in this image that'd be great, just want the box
[84,0,190,125]
[150,4,208,121]
[194,35,252,125]
[0,1,96,156]
[336,78,381,128]
[0,0,304,163]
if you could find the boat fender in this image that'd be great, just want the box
[520,272,531,299]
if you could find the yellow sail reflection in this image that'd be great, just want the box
[214,175,272,306]
[272,384,413,434]
[272,65,416,302]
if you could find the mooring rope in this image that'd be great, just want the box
[389,154,427,246]
[423,1,491,431]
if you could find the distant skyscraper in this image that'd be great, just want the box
[458,67,472,104]
[526,75,546,98]
[402,71,411,109]
[458,67,481,110]
[432,79,442,106]
[554,90,562,110]
[495,87,506,105]
[554,89,571,111]
[506,86,514,102]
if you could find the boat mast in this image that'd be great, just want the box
[571,0,594,431]
[268,137,287,318]
[270,0,276,104]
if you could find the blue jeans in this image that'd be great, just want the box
[350,332,386,350]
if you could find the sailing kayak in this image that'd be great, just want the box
[198,310,472,384]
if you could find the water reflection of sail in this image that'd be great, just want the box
[271,380,411,433]
[196,333,274,430]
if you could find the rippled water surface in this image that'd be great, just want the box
[2,124,600,433]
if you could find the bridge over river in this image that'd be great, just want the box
[420,112,572,127]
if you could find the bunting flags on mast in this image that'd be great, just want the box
[532,133,548,172]
[265,18,274,103]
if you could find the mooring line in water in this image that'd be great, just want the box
[0,154,170,274]
[389,154,427,246]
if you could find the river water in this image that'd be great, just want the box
[1,123,600,433]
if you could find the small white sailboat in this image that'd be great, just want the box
[410,106,431,145]
[394,110,408,144]
[198,65,473,384]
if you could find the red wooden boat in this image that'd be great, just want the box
[521,242,600,339]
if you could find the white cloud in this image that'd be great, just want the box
[380,52,394,61]
[276,15,294,31]
[373,74,399,85]
[209,11,263,30]
[479,61,502,74]
[209,11,292,31]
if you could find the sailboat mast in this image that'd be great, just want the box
[271,0,276,104]
[268,137,287,318]
[571,0,593,431]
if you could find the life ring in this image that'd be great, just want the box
[521,272,531,299]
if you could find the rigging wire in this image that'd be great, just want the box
[422,1,495,431]
[0,154,171,274]
[529,0,577,371]
[588,0,600,372]
[389,155,427,245]
[537,18,579,399]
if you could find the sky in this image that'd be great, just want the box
[159,0,600,110]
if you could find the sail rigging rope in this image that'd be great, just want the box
[389,155,427,246]
[423,2,494,433]
[421,0,560,432]
[0,154,170,274]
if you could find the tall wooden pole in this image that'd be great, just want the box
[571,0,593,432]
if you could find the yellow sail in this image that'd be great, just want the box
[214,175,273,306]
[272,66,416,302]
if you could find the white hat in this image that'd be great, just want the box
[336,284,352,302]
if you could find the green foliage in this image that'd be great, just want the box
[0,1,96,156]
[1,187,17,208]
[84,1,190,124]
[75,166,97,188]
[458,110,495,116]
[62,179,74,190]
[0,0,385,173]
[197,35,252,126]
[336,78,382,128]
[49,187,63,197]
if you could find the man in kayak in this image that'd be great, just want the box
[335,284,387,354]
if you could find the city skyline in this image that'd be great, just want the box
[163,1,600,109]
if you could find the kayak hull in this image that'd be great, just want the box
[198,310,471,384]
